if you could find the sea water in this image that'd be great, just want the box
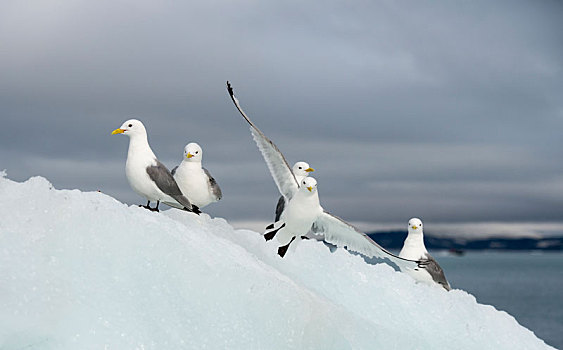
[437,252,563,349]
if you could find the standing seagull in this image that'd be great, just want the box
[111,119,200,214]
[399,218,451,291]
[226,81,417,268]
[171,142,222,209]
[274,162,314,222]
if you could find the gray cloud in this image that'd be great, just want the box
[1,0,563,231]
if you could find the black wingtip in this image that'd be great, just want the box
[186,204,201,215]
[226,81,234,97]
[193,205,201,215]
[225,81,255,127]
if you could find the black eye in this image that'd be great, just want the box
[195,151,198,154]
[299,167,302,169]
[128,124,132,127]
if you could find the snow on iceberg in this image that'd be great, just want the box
[0,174,554,349]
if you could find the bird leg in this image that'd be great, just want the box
[264,223,285,241]
[139,200,160,212]
[263,231,277,241]
[277,236,296,258]
[149,201,160,212]
[139,200,151,210]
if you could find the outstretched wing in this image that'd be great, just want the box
[227,81,299,201]
[418,253,451,291]
[311,211,419,270]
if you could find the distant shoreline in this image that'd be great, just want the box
[369,231,563,251]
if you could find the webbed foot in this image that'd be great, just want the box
[277,236,296,258]
[264,223,285,241]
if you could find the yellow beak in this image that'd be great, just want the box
[307,186,313,192]
[186,153,194,159]
[305,168,314,172]
[111,128,125,135]
[412,225,418,230]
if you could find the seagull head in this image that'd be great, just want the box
[300,177,318,194]
[111,119,147,138]
[292,161,314,178]
[407,218,424,235]
[183,142,203,162]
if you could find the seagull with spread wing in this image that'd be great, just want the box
[225,82,418,269]
[273,162,314,222]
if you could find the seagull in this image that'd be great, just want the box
[399,218,451,291]
[226,81,418,268]
[171,142,222,209]
[111,119,200,214]
[267,176,323,257]
[274,161,314,222]
[291,162,315,184]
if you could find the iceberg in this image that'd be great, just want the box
[0,174,554,349]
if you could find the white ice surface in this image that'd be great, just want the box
[0,174,554,349]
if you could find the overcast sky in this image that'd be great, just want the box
[1,0,563,231]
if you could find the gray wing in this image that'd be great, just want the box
[274,195,285,222]
[171,165,178,176]
[146,160,194,211]
[203,167,222,201]
[311,211,419,271]
[227,81,299,201]
[418,253,451,291]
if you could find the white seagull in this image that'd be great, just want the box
[273,161,314,221]
[111,119,200,214]
[171,142,222,209]
[226,81,418,268]
[269,176,323,257]
[399,218,451,291]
